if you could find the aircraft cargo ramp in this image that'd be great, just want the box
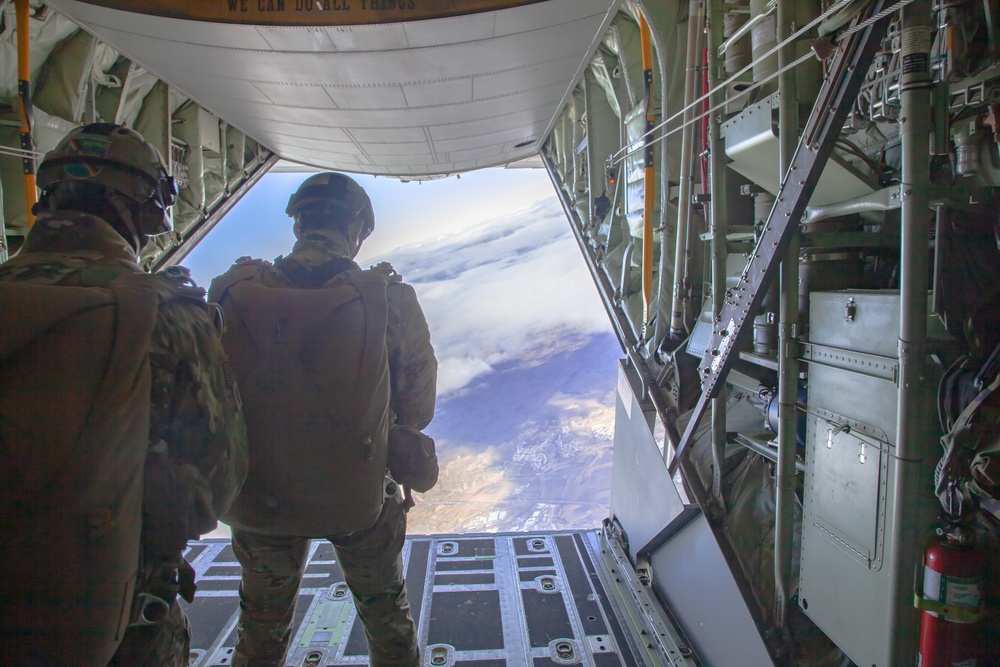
[183,529,698,667]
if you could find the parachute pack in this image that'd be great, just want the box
[0,272,184,666]
[209,260,392,537]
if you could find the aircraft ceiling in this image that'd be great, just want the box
[46,0,619,177]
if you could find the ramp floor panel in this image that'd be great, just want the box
[183,531,653,667]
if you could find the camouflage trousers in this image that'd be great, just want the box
[231,496,419,667]
[107,599,191,667]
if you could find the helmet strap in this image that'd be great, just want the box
[108,192,144,255]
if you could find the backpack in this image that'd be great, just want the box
[209,260,392,537]
[0,272,177,666]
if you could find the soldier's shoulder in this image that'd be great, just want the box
[368,261,403,284]
[152,265,209,300]
[150,299,225,371]
[207,258,275,301]
[235,256,271,268]
[368,262,422,305]
[148,268,223,359]
[211,256,272,281]
[208,257,272,296]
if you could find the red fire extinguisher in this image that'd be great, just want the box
[917,528,984,667]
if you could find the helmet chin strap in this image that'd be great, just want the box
[108,192,144,255]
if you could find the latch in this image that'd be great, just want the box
[845,297,856,323]
[826,423,850,448]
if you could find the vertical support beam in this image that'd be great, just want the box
[706,0,729,501]
[669,0,893,475]
[773,0,801,628]
[887,1,934,663]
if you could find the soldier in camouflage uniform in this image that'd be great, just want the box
[0,123,247,666]
[209,172,437,667]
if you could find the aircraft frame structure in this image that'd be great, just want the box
[2,0,999,665]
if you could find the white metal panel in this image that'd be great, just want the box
[427,102,558,141]
[323,85,409,110]
[402,79,473,108]
[46,0,619,176]
[649,516,776,667]
[347,126,430,144]
[264,134,358,151]
[258,24,411,52]
[400,13,498,48]
[252,82,336,108]
[472,56,578,100]
[435,126,542,153]
[492,0,595,37]
[150,22,273,50]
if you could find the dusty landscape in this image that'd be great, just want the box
[408,332,619,535]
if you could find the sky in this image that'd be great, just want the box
[183,166,615,400]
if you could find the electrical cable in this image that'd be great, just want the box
[0,145,44,160]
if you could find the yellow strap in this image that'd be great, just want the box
[913,593,982,623]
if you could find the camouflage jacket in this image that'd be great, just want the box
[0,211,248,540]
[241,227,438,430]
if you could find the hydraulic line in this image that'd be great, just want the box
[638,0,683,357]
[15,0,37,227]
[670,1,704,337]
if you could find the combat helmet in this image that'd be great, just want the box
[285,172,375,246]
[36,122,177,237]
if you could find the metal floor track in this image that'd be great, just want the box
[184,530,661,667]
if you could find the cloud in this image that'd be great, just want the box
[434,355,498,397]
[370,198,612,397]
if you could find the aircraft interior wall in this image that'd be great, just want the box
[0,0,277,268]
[5,0,1000,664]
[542,0,1000,665]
